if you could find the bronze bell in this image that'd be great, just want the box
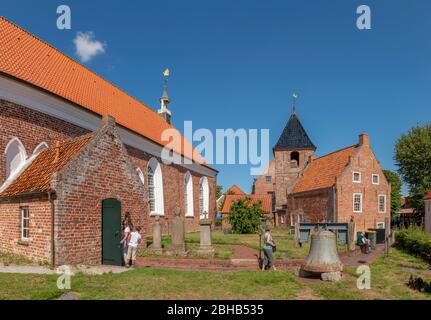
[300,227,343,276]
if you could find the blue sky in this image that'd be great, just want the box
[2,0,430,194]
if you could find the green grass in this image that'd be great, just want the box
[1,248,430,300]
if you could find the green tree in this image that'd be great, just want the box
[395,123,431,216]
[228,198,263,234]
[383,170,402,218]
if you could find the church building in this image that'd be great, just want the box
[0,17,217,266]
[253,101,391,234]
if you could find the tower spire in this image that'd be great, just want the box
[158,68,172,124]
[292,93,298,114]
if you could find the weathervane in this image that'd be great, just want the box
[163,68,170,89]
[292,93,298,114]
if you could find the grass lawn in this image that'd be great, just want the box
[1,248,430,300]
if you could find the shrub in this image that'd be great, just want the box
[395,227,431,262]
[228,198,263,234]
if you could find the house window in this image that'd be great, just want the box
[21,207,29,240]
[199,177,209,218]
[378,195,386,213]
[147,158,165,215]
[353,193,362,213]
[184,172,194,217]
[353,172,361,183]
[377,222,385,229]
[265,176,272,184]
[372,174,379,185]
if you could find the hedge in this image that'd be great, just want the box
[395,227,431,262]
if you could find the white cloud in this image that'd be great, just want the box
[73,32,106,63]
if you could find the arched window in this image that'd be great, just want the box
[184,172,194,217]
[5,137,27,179]
[199,176,209,218]
[136,168,145,186]
[147,158,165,215]
[33,142,48,155]
[290,151,299,167]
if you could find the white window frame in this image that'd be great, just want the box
[199,176,209,219]
[378,194,386,213]
[21,207,29,240]
[33,142,48,155]
[372,174,380,185]
[5,137,27,179]
[265,176,272,184]
[353,193,362,213]
[352,171,361,183]
[147,158,165,216]
[136,168,145,186]
[184,171,194,217]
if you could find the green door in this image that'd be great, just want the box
[102,199,122,266]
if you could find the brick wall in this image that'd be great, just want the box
[253,159,275,195]
[0,195,52,263]
[274,149,315,209]
[0,99,216,240]
[336,138,391,233]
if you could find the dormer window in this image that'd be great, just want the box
[353,171,361,183]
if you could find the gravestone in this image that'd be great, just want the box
[152,215,163,254]
[198,213,214,257]
[169,207,186,256]
[348,219,356,251]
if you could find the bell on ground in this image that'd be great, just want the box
[299,226,343,281]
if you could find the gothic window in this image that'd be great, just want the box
[5,137,27,179]
[33,142,48,155]
[199,176,209,218]
[184,172,194,217]
[147,158,165,215]
[136,168,145,186]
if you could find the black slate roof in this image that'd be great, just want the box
[274,113,316,150]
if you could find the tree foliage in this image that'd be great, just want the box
[395,123,431,216]
[228,198,263,234]
[383,170,402,218]
[216,185,223,199]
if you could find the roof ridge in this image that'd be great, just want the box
[314,144,358,161]
[0,16,168,128]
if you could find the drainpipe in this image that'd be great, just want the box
[332,185,337,223]
[48,191,55,267]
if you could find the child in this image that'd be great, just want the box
[126,226,142,268]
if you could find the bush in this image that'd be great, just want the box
[227,198,263,234]
[395,227,431,262]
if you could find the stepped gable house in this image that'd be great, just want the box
[253,107,391,233]
[0,17,217,265]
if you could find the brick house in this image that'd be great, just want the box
[0,17,217,265]
[253,109,391,234]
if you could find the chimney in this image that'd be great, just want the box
[359,133,370,147]
[54,141,60,163]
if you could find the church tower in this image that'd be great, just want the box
[273,94,316,212]
[158,69,172,124]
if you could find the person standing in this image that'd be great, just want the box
[262,224,277,271]
[126,226,142,268]
[120,219,131,265]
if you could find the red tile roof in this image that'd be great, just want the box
[221,194,273,214]
[424,192,431,200]
[293,145,358,193]
[0,17,207,167]
[0,135,93,197]
[226,184,245,195]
